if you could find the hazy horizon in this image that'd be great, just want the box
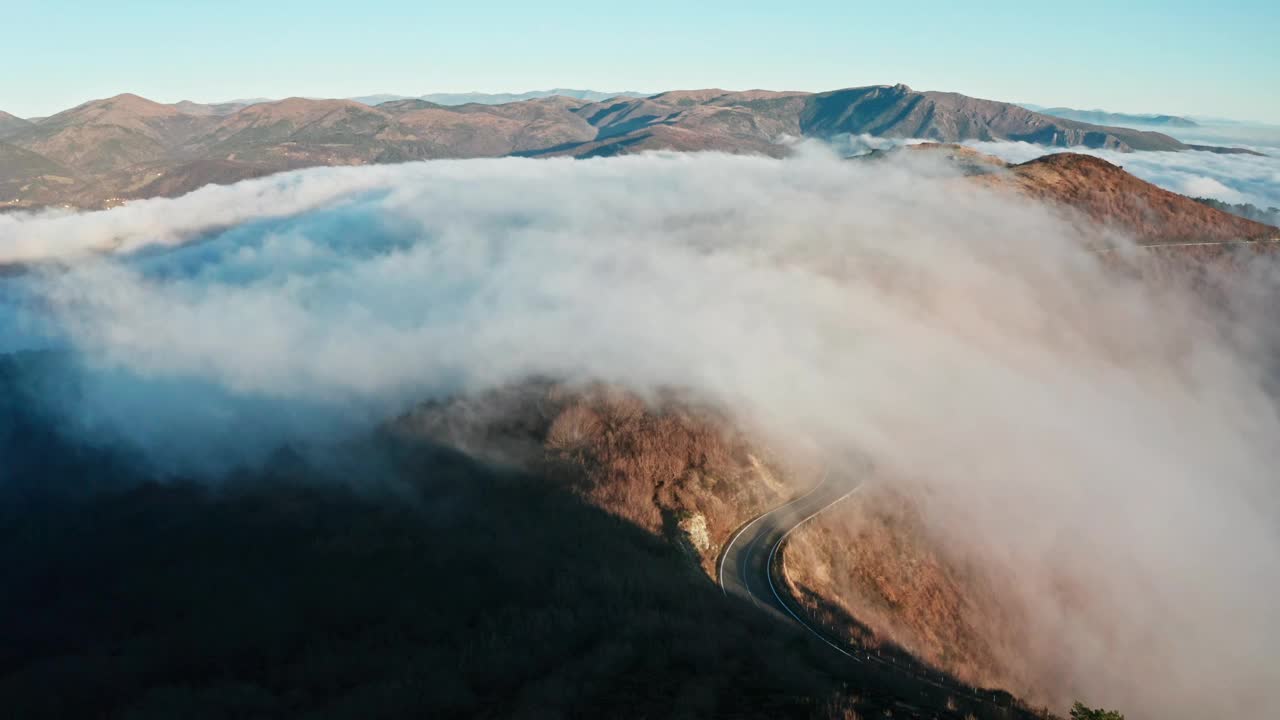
[16,86,1280,135]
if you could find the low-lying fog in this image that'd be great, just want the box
[1,146,1277,717]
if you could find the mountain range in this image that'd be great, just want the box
[1023,104,1199,128]
[349,88,648,106]
[0,84,1261,211]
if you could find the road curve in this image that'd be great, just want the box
[720,470,1025,712]
[718,471,862,657]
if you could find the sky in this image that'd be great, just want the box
[4,0,1279,122]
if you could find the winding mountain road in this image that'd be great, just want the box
[718,471,862,658]
[719,471,1023,714]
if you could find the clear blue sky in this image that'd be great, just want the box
[5,0,1278,122]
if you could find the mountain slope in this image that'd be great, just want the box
[389,96,597,157]
[0,142,74,184]
[193,98,397,149]
[0,87,1263,210]
[184,98,421,170]
[862,143,1279,245]
[0,142,81,208]
[802,84,1188,151]
[170,100,252,117]
[0,111,33,139]
[0,360,1041,720]
[996,152,1277,243]
[6,94,216,173]
[513,90,808,158]
[0,441,852,719]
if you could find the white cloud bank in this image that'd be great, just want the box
[1,148,1279,718]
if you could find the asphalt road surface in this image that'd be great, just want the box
[718,471,862,658]
[719,470,1030,715]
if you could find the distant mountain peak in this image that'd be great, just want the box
[97,93,176,111]
[53,93,183,124]
[105,92,149,103]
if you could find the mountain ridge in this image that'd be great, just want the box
[0,86,1262,212]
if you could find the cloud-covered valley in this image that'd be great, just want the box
[2,148,1279,717]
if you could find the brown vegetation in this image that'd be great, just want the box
[991,153,1276,244]
[803,85,1188,152]
[0,439,850,719]
[1,358,1037,719]
[885,144,1279,245]
[395,382,808,573]
[781,485,1046,700]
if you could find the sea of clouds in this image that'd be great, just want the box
[1,146,1278,717]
